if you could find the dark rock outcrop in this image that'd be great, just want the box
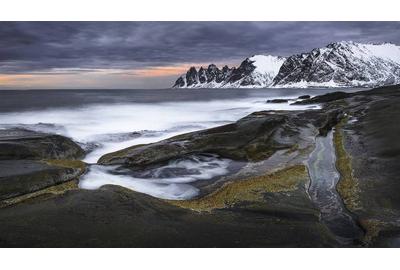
[2,85,400,247]
[293,91,352,105]
[329,85,400,246]
[0,129,86,202]
[0,184,337,247]
[0,160,84,201]
[98,105,350,171]
[98,112,310,167]
[266,98,289,103]
[0,128,84,160]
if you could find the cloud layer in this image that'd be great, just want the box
[0,22,399,88]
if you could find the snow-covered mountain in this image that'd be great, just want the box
[172,55,286,88]
[173,41,400,88]
[273,41,400,88]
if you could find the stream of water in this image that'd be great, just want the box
[307,131,363,245]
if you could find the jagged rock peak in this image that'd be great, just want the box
[173,55,286,88]
[173,41,400,88]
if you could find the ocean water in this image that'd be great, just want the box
[0,88,361,199]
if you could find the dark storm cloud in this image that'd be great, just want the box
[0,21,399,73]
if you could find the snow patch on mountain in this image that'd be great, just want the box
[273,41,400,88]
[172,55,285,88]
[250,55,285,74]
[173,41,400,89]
[360,43,400,63]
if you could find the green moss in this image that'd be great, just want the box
[334,119,361,212]
[168,165,308,212]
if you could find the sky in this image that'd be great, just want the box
[0,21,399,89]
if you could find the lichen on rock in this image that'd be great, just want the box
[333,119,361,212]
[168,165,308,212]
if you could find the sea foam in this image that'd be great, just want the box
[0,94,318,199]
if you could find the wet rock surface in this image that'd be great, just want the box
[0,160,83,201]
[98,109,332,168]
[266,98,289,103]
[332,85,400,246]
[0,184,336,247]
[1,85,400,247]
[0,129,86,203]
[293,91,352,105]
[298,95,311,99]
[0,128,84,160]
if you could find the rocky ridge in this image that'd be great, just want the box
[173,41,400,88]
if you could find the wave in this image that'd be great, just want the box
[0,97,317,162]
[79,154,231,200]
[0,94,319,199]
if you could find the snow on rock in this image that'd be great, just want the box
[273,41,400,88]
[173,41,400,88]
[172,55,285,88]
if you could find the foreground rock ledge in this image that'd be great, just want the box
[0,128,86,203]
[1,85,400,247]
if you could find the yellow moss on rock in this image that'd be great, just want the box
[44,159,86,171]
[334,120,361,212]
[0,159,86,208]
[359,218,387,244]
[168,165,308,212]
[0,179,79,208]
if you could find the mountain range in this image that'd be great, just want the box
[172,41,400,88]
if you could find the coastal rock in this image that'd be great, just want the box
[95,85,400,247]
[0,159,85,201]
[292,91,352,105]
[98,111,313,167]
[2,85,400,247]
[0,128,86,202]
[0,178,337,247]
[266,98,289,103]
[0,128,84,160]
[331,85,400,246]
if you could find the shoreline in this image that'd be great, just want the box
[0,85,399,247]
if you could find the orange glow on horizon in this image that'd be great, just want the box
[0,61,238,89]
[131,66,190,77]
[0,74,36,83]
[130,62,231,77]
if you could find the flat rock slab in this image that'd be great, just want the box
[0,186,337,248]
[0,128,84,160]
[0,160,84,200]
[98,110,319,167]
